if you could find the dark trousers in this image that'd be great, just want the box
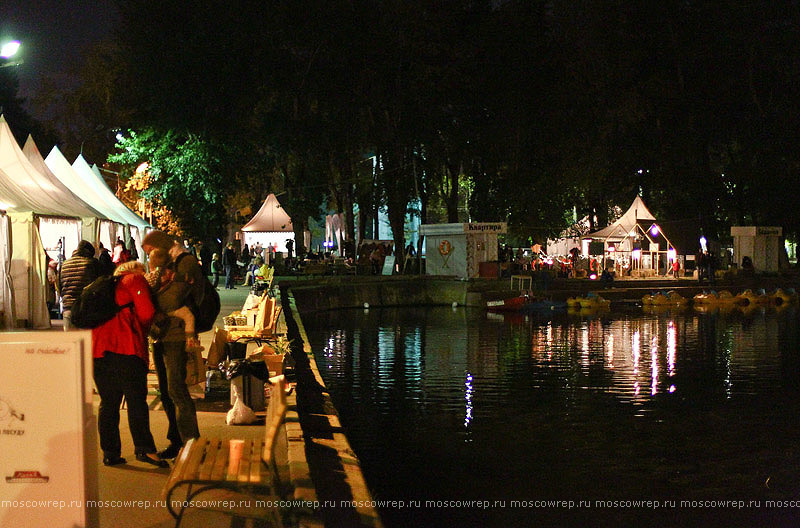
[224,265,235,289]
[212,272,220,288]
[152,340,200,447]
[93,352,157,457]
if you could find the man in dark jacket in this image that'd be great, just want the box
[58,239,100,330]
[142,230,202,459]
[198,241,212,276]
[222,242,237,289]
[97,243,114,275]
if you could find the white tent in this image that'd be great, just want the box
[325,213,344,254]
[45,146,126,251]
[0,179,50,328]
[547,215,591,257]
[584,196,656,241]
[0,116,108,328]
[583,195,675,275]
[240,193,295,253]
[0,212,13,328]
[74,156,149,260]
[22,136,108,256]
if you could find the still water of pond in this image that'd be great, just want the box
[304,305,800,527]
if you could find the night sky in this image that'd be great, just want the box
[0,0,115,116]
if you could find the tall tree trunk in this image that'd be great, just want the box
[446,162,460,222]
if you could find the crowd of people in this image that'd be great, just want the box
[56,231,215,469]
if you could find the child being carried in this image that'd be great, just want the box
[146,248,204,353]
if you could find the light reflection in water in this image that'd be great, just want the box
[464,371,473,429]
[651,336,659,396]
[311,307,798,433]
[607,333,614,369]
[667,321,677,379]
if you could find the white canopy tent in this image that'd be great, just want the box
[240,193,295,254]
[583,195,675,275]
[74,156,149,260]
[22,135,109,258]
[0,178,49,328]
[0,212,12,328]
[325,213,344,254]
[45,146,126,252]
[0,116,109,328]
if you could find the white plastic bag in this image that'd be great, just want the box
[226,383,257,425]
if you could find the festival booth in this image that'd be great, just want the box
[0,117,109,328]
[582,196,677,277]
[420,222,507,279]
[45,147,127,252]
[325,213,344,255]
[240,193,295,255]
[73,155,149,261]
[22,136,108,258]
[91,162,148,260]
[730,226,785,272]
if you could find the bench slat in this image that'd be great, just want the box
[198,438,221,480]
[162,376,290,521]
[250,438,264,483]
[180,437,208,482]
[162,438,196,499]
[237,440,253,482]
[209,439,230,481]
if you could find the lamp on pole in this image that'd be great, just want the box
[0,40,22,68]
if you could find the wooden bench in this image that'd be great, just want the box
[163,375,291,526]
[253,267,275,295]
[226,295,284,346]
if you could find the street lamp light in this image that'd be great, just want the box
[0,40,22,68]
[1,41,20,59]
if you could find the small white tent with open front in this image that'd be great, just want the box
[0,116,107,327]
[74,155,149,260]
[22,136,108,255]
[240,193,295,253]
[45,146,127,251]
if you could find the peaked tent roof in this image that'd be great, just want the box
[22,135,108,220]
[585,195,656,240]
[45,146,128,225]
[71,156,149,230]
[241,193,294,232]
[0,115,95,218]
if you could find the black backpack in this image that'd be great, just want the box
[71,275,133,329]
[176,253,221,333]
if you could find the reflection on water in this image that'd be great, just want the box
[304,305,800,527]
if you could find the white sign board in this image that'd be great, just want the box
[0,331,97,527]
[381,255,396,276]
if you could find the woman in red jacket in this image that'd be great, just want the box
[92,261,167,468]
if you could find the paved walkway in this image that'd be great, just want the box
[94,285,262,528]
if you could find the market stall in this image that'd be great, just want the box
[420,222,506,279]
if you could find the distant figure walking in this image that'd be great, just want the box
[222,242,237,289]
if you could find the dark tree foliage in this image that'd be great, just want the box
[0,68,59,150]
[98,0,800,246]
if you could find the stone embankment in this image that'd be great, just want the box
[285,271,800,311]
